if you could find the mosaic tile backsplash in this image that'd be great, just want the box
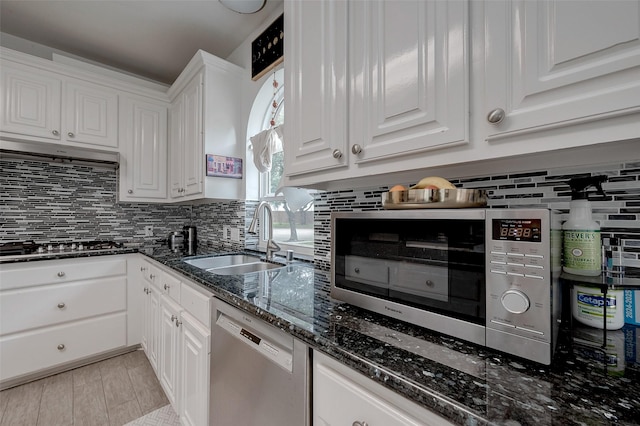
[313,160,640,273]
[0,158,245,250]
[2,157,639,276]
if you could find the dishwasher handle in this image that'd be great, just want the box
[216,312,294,372]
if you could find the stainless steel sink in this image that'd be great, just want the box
[184,254,261,269]
[183,254,284,275]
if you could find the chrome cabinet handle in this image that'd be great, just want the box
[425,280,434,287]
[353,422,368,426]
[128,189,133,194]
[52,130,60,136]
[149,274,155,280]
[487,108,505,124]
[57,302,66,309]
[164,284,170,291]
[67,132,75,138]
[57,344,65,351]
[332,149,343,159]
[57,271,65,277]
[171,315,178,323]
[140,266,147,272]
[175,319,182,328]
[354,267,360,273]
[351,144,362,155]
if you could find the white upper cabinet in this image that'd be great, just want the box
[349,0,468,164]
[169,72,204,199]
[119,95,168,201]
[483,0,640,145]
[283,0,469,187]
[0,61,61,141]
[284,0,349,176]
[0,58,119,150]
[64,79,118,149]
[167,50,245,202]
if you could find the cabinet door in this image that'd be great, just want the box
[179,311,210,426]
[314,351,454,426]
[159,295,182,408]
[146,285,160,372]
[0,61,61,141]
[119,96,168,201]
[484,0,640,143]
[181,73,203,197]
[284,0,348,176]
[169,97,184,198]
[64,79,118,149]
[349,0,468,163]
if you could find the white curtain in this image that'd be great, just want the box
[249,125,284,173]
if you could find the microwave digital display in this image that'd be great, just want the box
[492,218,541,242]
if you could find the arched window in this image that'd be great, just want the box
[248,69,314,257]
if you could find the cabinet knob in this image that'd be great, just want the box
[57,302,66,309]
[128,189,133,194]
[352,422,368,426]
[149,274,155,280]
[487,108,505,124]
[354,267,360,274]
[143,287,149,294]
[351,144,363,155]
[57,271,65,277]
[175,319,182,328]
[171,315,178,323]
[52,130,60,136]
[425,280,434,287]
[164,284,170,291]
[57,344,65,351]
[332,149,343,159]
[140,266,147,272]
[67,132,75,138]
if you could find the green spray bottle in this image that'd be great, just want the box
[562,175,608,276]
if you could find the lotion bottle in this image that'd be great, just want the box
[562,176,608,276]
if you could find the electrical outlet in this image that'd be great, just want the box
[144,225,153,237]
[230,227,240,242]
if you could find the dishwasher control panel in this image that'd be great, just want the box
[217,313,293,372]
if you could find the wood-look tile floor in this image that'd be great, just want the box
[0,349,170,426]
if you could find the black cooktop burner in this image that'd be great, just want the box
[0,240,124,257]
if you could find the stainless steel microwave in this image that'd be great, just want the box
[330,209,562,364]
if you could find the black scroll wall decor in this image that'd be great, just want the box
[251,13,284,81]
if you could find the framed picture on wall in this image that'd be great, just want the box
[251,13,284,81]
[206,155,243,179]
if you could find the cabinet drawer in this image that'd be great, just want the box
[0,257,126,291]
[0,276,126,336]
[180,283,210,326]
[160,272,181,304]
[0,312,126,383]
[140,260,161,289]
[390,263,449,302]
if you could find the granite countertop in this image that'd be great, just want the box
[139,245,640,426]
[4,246,639,424]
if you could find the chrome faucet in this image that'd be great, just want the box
[248,201,281,261]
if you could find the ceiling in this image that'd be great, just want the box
[0,0,283,85]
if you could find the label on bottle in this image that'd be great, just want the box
[563,229,601,271]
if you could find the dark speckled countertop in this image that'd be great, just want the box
[141,245,640,426]
[4,246,639,425]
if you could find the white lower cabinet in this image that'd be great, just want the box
[138,257,210,426]
[313,351,454,426]
[0,256,130,388]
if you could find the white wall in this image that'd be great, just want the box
[225,5,284,201]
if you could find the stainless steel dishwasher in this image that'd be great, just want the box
[209,298,309,426]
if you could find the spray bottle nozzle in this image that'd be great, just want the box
[567,175,608,200]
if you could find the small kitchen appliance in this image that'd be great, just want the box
[167,232,184,251]
[331,208,562,364]
[183,225,197,254]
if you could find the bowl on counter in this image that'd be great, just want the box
[381,188,487,209]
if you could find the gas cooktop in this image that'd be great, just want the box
[0,240,127,261]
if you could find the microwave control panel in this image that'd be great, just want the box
[485,210,554,343]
